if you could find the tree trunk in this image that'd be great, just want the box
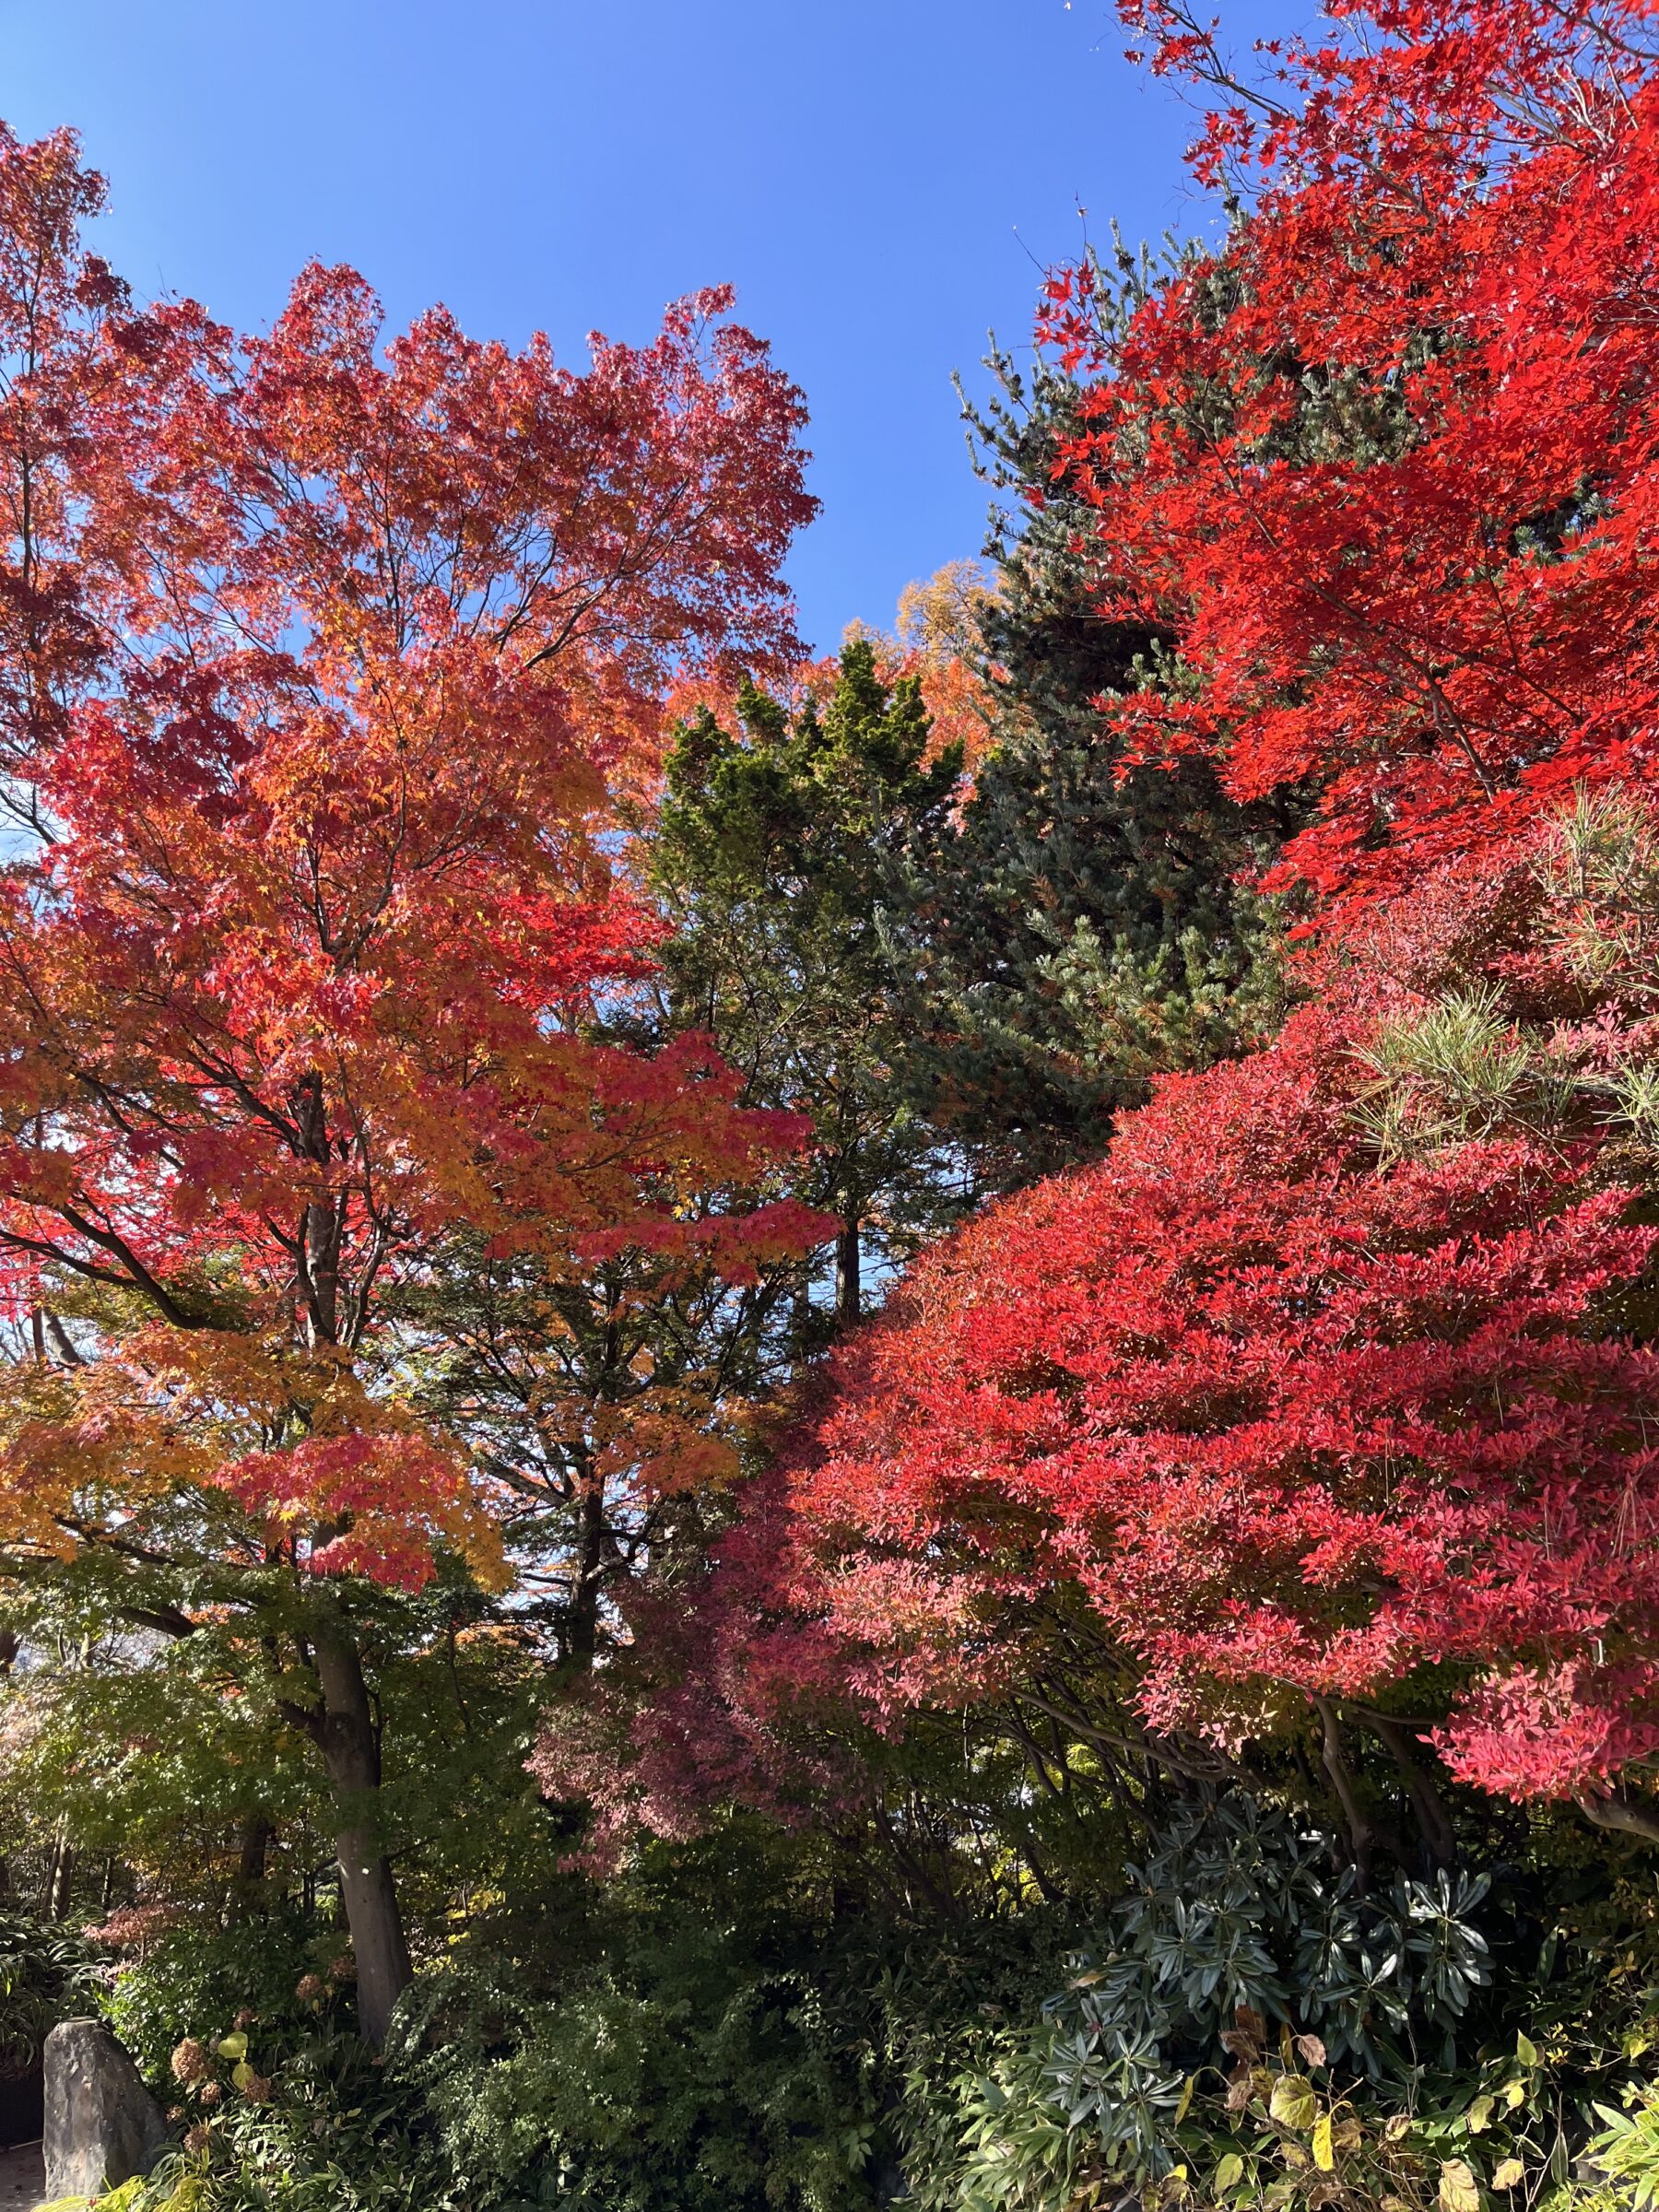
[1312,1695,1404,1890]
[41,1819,75,1921]
[229,1814,274,1920]
[791,1275,815,1379]
[835,1218,861,1325]
[566,1479,607,1671]
[312,1626,411,2045]
[1371,1715,1456,1870]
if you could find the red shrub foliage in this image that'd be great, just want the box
[547,839,1659,1850]
[779,982,1659,1809]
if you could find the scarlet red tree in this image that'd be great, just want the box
[1039,0,1659,924]
[583,0,1659,1871]
[621,824,1646,1874]
[0,124,817,2037]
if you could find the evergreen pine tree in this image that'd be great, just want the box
[645,640,967,1333]
[903,276,1296,1188]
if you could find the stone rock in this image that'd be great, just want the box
[42,2019,167,2201]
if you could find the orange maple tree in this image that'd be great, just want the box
[0,123,817,2037]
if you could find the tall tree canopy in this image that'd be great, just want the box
[1041,0,1659,922]
[645,641,966,1330]
[0,122,818,2038]
[618,0,1659,1871]
[905,337,1289,1189]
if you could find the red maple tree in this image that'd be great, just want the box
[630,827,1654,1871]
[585,0,1659,1870]
[1039,0,1659,925]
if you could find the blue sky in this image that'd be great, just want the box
[0,1,1284,651]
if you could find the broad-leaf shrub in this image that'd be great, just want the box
[107,1905,356,2086]
[0,1908,98,2075]
[1044,1800,1490,2100]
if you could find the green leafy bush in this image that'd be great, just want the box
[107,1906,358,2086]
[0,1909,100,2077]
[394,1940,877,2212]
[1589,2083,1659,2210]
[116,2029,458,2212]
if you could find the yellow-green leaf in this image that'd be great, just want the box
[230,2059,255,2090]
[1312,2115,1335,2172]
[1214,2154,1245,2194]
[1468,2095,1495,2134]
[1506,2080,1527,2110]
[1515,2031,1540,2068]
[216,2033,248,2061]
[1269,2075,1319,2130]
[1440,2158,1482,2212]
[1175,2075,1195,2124]
[1493,2159,1524,2191]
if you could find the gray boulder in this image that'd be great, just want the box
[42,2018,167,2200]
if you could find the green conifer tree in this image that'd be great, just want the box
[645,641,966,1333]
[900,291,1295,1189]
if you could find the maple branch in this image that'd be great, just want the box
[117,1604,200,1640]
[44,1312,84,1367]
[1312,1692,1406,1882]
[0,1220,203,1330]
[1019,1686,1234,1785]
[1365,1710,1458,1869]
[1573,1787,1659,1846]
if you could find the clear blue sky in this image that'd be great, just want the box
[0,1,1296,651]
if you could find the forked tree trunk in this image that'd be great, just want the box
[312,1626,411,2045]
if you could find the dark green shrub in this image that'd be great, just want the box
[394,1936,878,2212]
[107,1904,357,2086]
[0,1909,100,2077]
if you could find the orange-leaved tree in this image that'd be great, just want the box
[0,123,818,2038]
